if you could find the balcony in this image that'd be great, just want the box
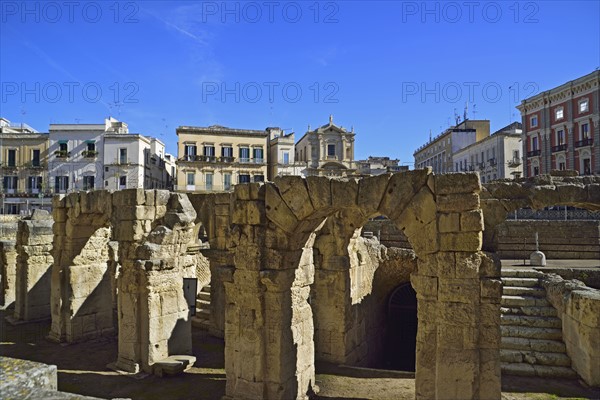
[29,162,44,169]
[508,158,522,168]
[178,155,236,163]
[54,150,70,158]
[1,163,17,171]
[575,138,593,148]
[551,144,567,153]
[488,158,497,166]
[527,150,541,157]
[82,150,98,158]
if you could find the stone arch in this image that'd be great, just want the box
[49,189,198,374]
[480,175,600,252]
[224,170,500,400]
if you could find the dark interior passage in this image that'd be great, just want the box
[384,283,417,372]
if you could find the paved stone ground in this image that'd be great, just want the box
[1,309,598,400]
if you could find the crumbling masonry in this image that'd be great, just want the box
[4,170,598,399]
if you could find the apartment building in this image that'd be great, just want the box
[453,122,523,183]
[414,119,490,173]
[267,128,306,180]
[0,118,50,214]
[295,116,356,177]
[49,117,172,194]
[176,125,268,192]
[516,70,599,176]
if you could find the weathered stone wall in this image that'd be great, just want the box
[539,268,600,290]
[13,210,54,322]
[49,189,197,375]
[481,175,600,251]
[541,274,600,387]
[495,220,600,259]
[0,219,19,307]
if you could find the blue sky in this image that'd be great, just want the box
[1,1,599,165]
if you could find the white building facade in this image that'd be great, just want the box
[452,122,523,183]
[267,128,306,180]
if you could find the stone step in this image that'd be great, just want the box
[501,269,544,279]
[500,306,557,317]
[192,315,211,330]
[501,277,540,288]
[501,314,561,329]
[200,285,211,293]
[501,295,550,307]
[501,337,567,353]
[198,292,211,302]
[501,325,563,340]
[501,363,577,379]
[196,299,210,309]
[503,286,546,297]
[501,349,571,367]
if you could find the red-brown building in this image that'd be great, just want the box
[517,71,599,177]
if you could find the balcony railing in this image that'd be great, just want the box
[551,144,567,152]
[575,138,593,148]
[178,155,237,163]
[488,158,496,166]
[527,149,541,157]
[54,150,70,158]
[508,158,521,168]
[82,150,98,158]
[174,184,233,192]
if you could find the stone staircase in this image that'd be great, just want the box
[500,268,577,379]
[191,285,211,330]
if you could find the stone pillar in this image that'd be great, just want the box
[411,174,501,400]
[0,240,17,308]
[13,210,54,322]
[114,190,195,373]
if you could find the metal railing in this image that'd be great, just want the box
[575,138,593,148]
[527,149,541,157]
[551,144,567,152]
[512,207,600,221]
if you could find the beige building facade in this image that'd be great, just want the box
[267,128,306,180]
[0,118,51,214]
[295,116,356,177]
[414,119,490,173]
[176,125,268,192]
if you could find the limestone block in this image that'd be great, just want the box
[379,169,430,219]
[330,178,359,209]
[113,188,146,207]
[411,274,438,300]
[434,348,479,400]
[587,184,600,205]
[273,176,315,220]
[439,278,480,303]
[437,193,480,213]
[357,173,391,215]
[438,301,477,326]
[438,212,460,233]
[461,210,484,232]
[434,173,481,195]
[52,194,66,209]
[305,176,332,211]
[118,206,157,221]
[480,279,502,303]
[440,232,482,252]
[265,184,299,234]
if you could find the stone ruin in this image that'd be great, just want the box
[1,170,599,399]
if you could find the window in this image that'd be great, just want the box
[557,129,565,145]
[533,166,540,176]
[239,147,250,163]
[59,142,68,152]
[583,158,591,175]
[119,176,127,189]
[55,176,69,193]
[239,174,251,184]
[184,144,197,160]
[283,152,289,165]
[27,176,42,193]
[253,175,264,182]
[32,149,40,167]
[3,176,18,192]
[532,136,538,151]
[327,144,336,157]
[555,107,563,120]
[7,149,16,167]
[205,173,213,190]
[204,145,215,157]
[119,148,127,164]
[87,142,95,152]
[253,148,264,163]
[530,115,538,128]
[581,123,589,139]
[222,146,233,158]
[83,176,95,190]
[558,161,566,171]
[187,172,195,186]
[579,99,589,113]
[224,173,232,191]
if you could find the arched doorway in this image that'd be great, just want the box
[385,283,417,371]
